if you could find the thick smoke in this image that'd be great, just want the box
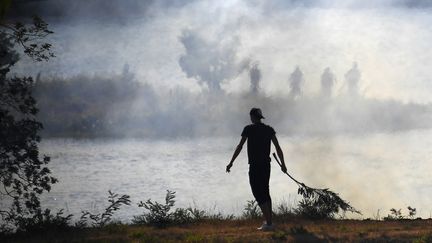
[8,0,432,103]
[178,30,250,92]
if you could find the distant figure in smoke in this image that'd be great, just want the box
[345,62,361,96]
[249,63,261,94]
[121,63,135,83]
[226,108,287,231]
[321,67,336,98]
[288,66,304,99]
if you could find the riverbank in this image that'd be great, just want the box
[3,218,432,242]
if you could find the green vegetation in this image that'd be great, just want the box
[133,190,233,228]
[242,200,262,219]
[383,206,418,220]
[77,191,131,228]
[0,188,430,242]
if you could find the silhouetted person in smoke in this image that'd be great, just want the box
[345,62,361,96]
[226,108,287,231]
[250,63,261,94]
[289,66,304,99]
[321,67,336,98]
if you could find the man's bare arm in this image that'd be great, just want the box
[226,136,247,173]
[271,135,287,173]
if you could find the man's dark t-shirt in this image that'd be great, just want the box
[241,123,276,165]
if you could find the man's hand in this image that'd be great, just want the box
[281,164,287,174]
[226,162,233,173]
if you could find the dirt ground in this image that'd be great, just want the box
[4,218,432,242]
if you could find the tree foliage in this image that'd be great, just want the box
[0,15,56,231]
[1,15,54,62]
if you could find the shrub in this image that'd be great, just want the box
[133,190,207,227]
[408,206,417,219]
[172,208,194,225]
[133,190,181,227]
[133,190,230,227]
[275,201,295,216]
[77,190,131,227]
[383,206,417,220]
[296,198,339,219]
[187,207,207,221]
[14,209,72,234]
[242,200,261,219]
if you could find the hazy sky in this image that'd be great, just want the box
[10,0,432,103]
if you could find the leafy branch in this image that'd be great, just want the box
[78,191,131,228]
[273,153,360,219]
[1,15,55,62]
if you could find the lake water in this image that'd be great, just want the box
[40,130,432,221]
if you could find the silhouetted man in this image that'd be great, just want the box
[249,63,261,94]
[226,108,287,231]
[321,67,336,98]
[345,62,361,96]
[289,66,304,99]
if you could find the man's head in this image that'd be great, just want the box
[250,107,264,123]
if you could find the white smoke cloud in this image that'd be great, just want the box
[10,0,432,103]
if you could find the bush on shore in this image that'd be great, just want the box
[132,190,234,228]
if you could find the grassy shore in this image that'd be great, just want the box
[3,218,432,243]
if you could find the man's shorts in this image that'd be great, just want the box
[248,162,271,205]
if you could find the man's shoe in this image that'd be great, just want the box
[257,223,274,231]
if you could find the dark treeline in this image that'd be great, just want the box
[33,73,245,138]
[34,69,141,137]
[33,68,432,138]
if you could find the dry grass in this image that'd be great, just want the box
[3,218,432,242]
